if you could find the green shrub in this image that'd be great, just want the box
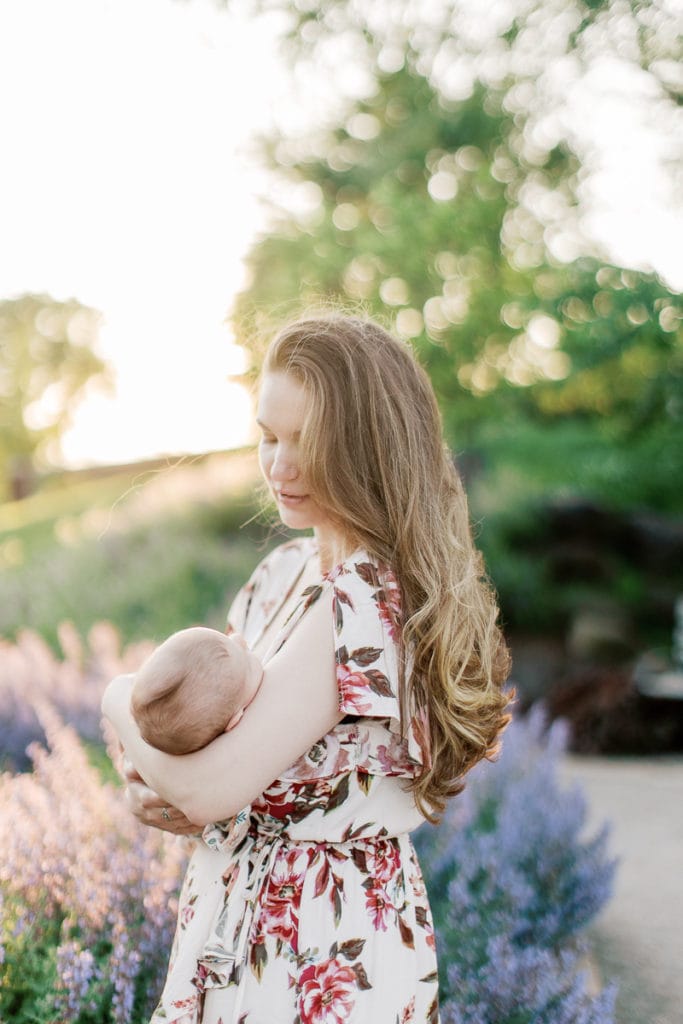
[0,511,272,650]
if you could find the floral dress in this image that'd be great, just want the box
[151,538,439,1024]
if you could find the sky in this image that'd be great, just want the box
[1,0,285,466]
[1,0,681,469]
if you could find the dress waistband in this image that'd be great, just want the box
[203,809,410,851]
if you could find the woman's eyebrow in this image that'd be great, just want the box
[255,418,301,440]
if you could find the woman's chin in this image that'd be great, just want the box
[277,506,314,531]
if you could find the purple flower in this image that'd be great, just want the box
[0,701,187,1023]
[415,705,618,1023]
[0,622,154,771]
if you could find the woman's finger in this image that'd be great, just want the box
[122,755,143,783]
[124,781,200,835]
[127,778,164,810]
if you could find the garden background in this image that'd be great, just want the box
[1,0,681,1022]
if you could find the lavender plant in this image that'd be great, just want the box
[0,628,617,1023]
[415,706,618,1023]
[0,704,187,1024]
[0,622,153,771]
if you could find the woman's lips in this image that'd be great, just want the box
[277,491,308,507]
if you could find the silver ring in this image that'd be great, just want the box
[161,807,171,821]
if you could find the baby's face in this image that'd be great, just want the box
[222,634,264,729]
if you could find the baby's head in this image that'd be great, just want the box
[131,626,263,755]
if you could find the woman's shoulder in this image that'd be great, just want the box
[325,549,402,640]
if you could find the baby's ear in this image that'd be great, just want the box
[225,707,245,731]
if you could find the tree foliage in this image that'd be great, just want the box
[229,0,682,509]
[0,294,109,500]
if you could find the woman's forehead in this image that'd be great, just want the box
[256,371,310,430]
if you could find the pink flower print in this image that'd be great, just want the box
[179,895,197,929]
[324,563,345,584]
[252,779,303,820]
[376,733,412,775]
[401,996,416,1023]
[289,733,352,780]
[251,785,288,819]
[364,883,395,931]
[299,957,357,1024]
[257,848,308,949]
[408,865,427,904]
[365,840,402,888]
[375,572,402,641]
[168,994,198,1024]
[254,777,333,823]
[336,665,373,714]
[306,733,351,776]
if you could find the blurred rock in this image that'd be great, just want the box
[544,499,683,568]
[546,665,683,755]
[508,634,565,708]
[567,603,635,662]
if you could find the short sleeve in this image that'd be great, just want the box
[225,539,307,635]
[225,537,317,643]
[330,555,404,720]
[329,553,428,771]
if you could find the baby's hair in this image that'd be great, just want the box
[131,628,244,754]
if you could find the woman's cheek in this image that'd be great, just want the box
[258,443,273,482]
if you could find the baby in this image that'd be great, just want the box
[131,625,264,850]
[131,626,263,754]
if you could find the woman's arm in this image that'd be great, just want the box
[102,586,341,826]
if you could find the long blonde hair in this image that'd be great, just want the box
[264,315,513,821]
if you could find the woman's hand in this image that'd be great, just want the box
[104,677,200,836]
[123,758,201,836]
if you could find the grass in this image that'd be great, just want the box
[0,449,275,649]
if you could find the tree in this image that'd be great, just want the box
[0,293,109,500]
[229,0,682,510]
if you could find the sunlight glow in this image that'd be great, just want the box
[0,0,281,468]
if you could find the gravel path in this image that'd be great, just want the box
[561,755,683,1024]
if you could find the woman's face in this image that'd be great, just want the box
[256,371,336,536]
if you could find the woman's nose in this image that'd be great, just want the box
[270,448,299,481]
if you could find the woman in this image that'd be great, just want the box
[103,315,512,1024]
